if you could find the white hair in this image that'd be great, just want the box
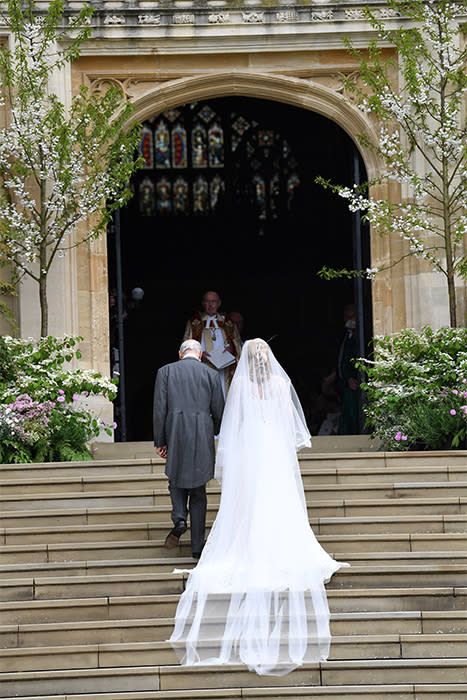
[180,339,202,356]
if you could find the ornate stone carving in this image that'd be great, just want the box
[311,10,333,22]
[103,15,126,25]
[345,8,366,20]
[208,13,231,24]
[276,11,296,23]
[138,14,161,25]
[173,14,195,24]
[378,7,400,18]
[242,12,264,24]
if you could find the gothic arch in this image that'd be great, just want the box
[128,71,381,181]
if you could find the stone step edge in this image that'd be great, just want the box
[1,587,466,611]
[2,607,466,632]
[2,495,467,518]
[1,462,467,485]
[2,559,467,577]
[1,657,467,681]
[2,513,466,540]
[2,632,466,657]
[2,531,467,553]
[3,484,467,504]
[1,684,467,700]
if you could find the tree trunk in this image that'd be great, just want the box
[39,241,48,337]
[39,272,48,337]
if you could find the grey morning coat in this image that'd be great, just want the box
[153,356,225,489]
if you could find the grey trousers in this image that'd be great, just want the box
[168,482,207,555]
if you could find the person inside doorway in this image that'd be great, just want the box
[337,304,359,434]
[183,291,242,396]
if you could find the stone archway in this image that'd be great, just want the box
[125,71,395,336]
[108,87,376,439]
[129,71,381,181]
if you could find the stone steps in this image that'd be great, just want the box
[2,495,467,530]
[1,686,467,700]
[3,513,466,547]
[1,658,467,697]
[1,450,465,479]
[3,608,466,649]
[1,450,466,699]
[2,630,467,673]
[2,584,466,625]
[2,480,467,511]
[2,532,467,566]
[1,557,467,588]
[1,464,466,493]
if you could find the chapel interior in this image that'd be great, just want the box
[107,96,373,441]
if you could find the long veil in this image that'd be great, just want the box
[170,339,348,676]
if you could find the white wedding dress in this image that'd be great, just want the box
[170,339,348,676]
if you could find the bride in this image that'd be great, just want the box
[169,338,348,676]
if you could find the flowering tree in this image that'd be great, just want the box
[0,0,143,336]
[317,0,467,327]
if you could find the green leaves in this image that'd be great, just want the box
[359,326,467,450]
[317,0,467,327]
[0,0,143,334]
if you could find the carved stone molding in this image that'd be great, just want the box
[345,8,366,20]
[138,14,161,25]
[208,13,231,24]
[276,11,296,23]
[103,15,126,25]
[242,12,264,24]
[311,10,333,22]
[173,13,195,24]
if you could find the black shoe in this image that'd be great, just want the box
[192,551,201,560]
[164,520,187,549]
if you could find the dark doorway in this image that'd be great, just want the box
[108,96,372,441]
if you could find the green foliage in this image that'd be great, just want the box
[0,335,116,463]
[316,0,467,327]
[0,0,143,335]
[0,335,117,403]
[357,327,467,450]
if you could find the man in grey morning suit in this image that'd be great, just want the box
[153,339,225,559]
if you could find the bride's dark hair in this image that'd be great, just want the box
[247,339,272,384]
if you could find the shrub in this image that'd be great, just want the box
[0,336,117,463]
[357,327,467,451]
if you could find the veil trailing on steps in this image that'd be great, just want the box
[170,339,349,676]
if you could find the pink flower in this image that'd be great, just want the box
[57,395,65,403]
[82,390,89,397]
[450,409,456,415]
[113,422,117,429]
[58,389,65,395]
[452,389,458,394]
[401,435,407,441]
[395,431,402,441]
[72,394,79,401]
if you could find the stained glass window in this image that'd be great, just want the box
[287,173,300,209]
[270,173,280,218]
[155,120,170,169]
[253,174,266,220]
[198,105,215,124]
[210,174,225,211]
[139,125,153,169]
[173,177,189,215]
[192,123,208,168]
[137,101,300,222]
[139,177,155,216]
[156,177,172,214]
[193,176,209,214]
[172,124,187,168]
[208,122,224,168]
